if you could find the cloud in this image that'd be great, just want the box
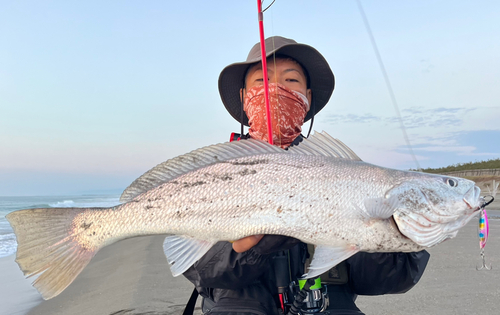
[319,106,499,170]
[414,145,476,153]
[323,113,380,124]
[414,130,500,153]
[397,107,477,128]
[323,106,478,129]
[396,129,500,168]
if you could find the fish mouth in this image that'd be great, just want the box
[463,185,481,211]
[463,199,473,210]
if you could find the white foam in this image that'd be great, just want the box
[0,233,17,257]
[49,199,75,207]
[49,197,121,208]
[0,195,121,258]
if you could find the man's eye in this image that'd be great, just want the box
[286,78,299,82]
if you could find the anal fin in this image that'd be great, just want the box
[163,236,216,276]
[303,245,359,279]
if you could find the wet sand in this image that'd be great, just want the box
[0,255,43,315]
[25,235,200,315]
[3,199,499,315]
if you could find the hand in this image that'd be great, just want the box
[232,234,264,253]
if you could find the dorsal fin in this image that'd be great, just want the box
[120,139,285,202]
[120,131,361,202]
[288,131,362,161]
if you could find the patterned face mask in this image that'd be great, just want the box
[244,83,310,149]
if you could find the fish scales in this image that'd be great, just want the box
[74,154,418,251]
[6,131,482,300]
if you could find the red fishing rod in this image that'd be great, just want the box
[258,1,288,312]
[256,0,274,145]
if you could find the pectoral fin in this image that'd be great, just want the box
[303,245,359,279]
[363,195,400,219]
[163,236,217,276]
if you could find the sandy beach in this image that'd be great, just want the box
[1,200,498,315]
[28,235,199,315]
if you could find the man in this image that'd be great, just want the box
[183,36,429,315]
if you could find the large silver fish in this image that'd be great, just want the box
[7,132,482,300]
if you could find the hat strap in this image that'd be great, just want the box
[240,88,245,136]
[306,99,315,138]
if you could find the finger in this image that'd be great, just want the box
[232,234,264,253]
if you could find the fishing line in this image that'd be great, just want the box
[269,7,283,146]
[258,0,282,146]
[265,0,280,146]
[257,0,274,144]
[356,0,421,171]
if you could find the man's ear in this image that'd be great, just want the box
[306,89,312,106]
[240,88,246,103]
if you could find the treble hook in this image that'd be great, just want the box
[476,249,491,271]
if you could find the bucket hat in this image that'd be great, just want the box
[219,36,335,126]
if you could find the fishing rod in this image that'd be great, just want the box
[256,3,329,314]
[256,0,274,145]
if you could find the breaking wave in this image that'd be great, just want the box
[0,195,121,258]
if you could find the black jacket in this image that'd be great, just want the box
[184,236,429,314]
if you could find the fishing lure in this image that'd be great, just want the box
[477,180,497,271]
[476,206,491,270]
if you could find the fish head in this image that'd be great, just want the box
[392,174,481,247]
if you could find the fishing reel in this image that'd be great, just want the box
[297,279,329,314]
[281,278,329,314]
[274,252,330,314]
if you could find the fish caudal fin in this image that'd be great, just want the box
[6,208,99,300]
[163,236,217,276]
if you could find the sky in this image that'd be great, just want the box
[1,1,499,196]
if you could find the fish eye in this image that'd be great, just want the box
[446,178,458,187]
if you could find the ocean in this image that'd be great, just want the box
[0,195,121,258]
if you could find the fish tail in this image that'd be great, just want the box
[6,207,101,300]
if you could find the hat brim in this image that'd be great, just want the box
[219,41,335,126]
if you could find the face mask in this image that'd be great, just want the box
[244,83,310,149]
